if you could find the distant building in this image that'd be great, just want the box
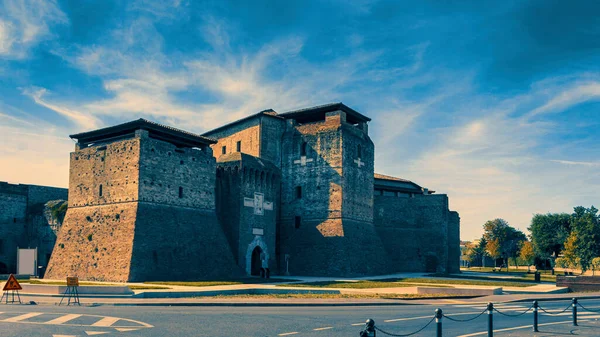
[47,103,460,282]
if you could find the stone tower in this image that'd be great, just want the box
[278,104,391,276]
[45,119,240,282]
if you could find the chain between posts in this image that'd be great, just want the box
[493,304,534,317]
[578,301,600,313]
[442,308,487,322]
[363,298,595,336]
[373,316,436,337]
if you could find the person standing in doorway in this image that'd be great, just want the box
[262,255,270,279]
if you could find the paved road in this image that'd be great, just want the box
[1,299,599,336]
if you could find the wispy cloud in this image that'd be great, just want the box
[0,0,67,58]
[22,87,99,130]
[550,160,600,167]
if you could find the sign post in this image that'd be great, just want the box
[59,276,80,306]
[1,274,22,304]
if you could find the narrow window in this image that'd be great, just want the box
[180,160,184,165]
[301,141,307,156]
[236,141,241,152]
[179,187,183,198]
[294,216,301,229]
[0,239,3,254]
[99,184,103,197]
[13,218,16,223]
[222,146,227,155]
[295,186,302,199]
[357,144,362,158]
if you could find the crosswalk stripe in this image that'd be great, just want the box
[313,326,333,331]
[44,314,82,325]
[2,312,43,322]
[91,316,120,327]
[278,332,299,336]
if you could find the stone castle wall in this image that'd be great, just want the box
[278,112,390,276]
[341,123,375,223]
[138,133,215,209]
[45,203,137,281]
[0,187,28,273]
[47,132,240,282]
[374,194,451,273]
[447,211,461,273]
[68,138,141,207]
[0,182,67,274]
[216,156,279,274]
[209,119,262,160]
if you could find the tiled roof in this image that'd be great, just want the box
[374,173,412,183]
[280,102,371,123]
[70,118,216,147]
[202,109,283,136]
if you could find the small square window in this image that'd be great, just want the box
[294,216,301,229]
[236,141,241,152]
[222,146,227,155]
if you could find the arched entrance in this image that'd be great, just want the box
[250,246,263,276]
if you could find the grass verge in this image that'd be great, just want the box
[206,293,471,300]
[278,277,536,289]
[146,278,296,287]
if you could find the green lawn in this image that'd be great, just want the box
[209,293,469,300]
[277,277,536,289]
[146,278,296,287]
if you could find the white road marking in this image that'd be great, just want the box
[0,311,153,329]
[278,332,299,336]
[313,326,333,331]
[351,322,365,326]
[91,316,120,327]
[44,314,82,325]
[2,312,43,322]
[53,335,77,337]
[457,319,588,337]
[115,328,140,332]
[85,332,110,335]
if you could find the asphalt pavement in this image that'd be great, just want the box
[2,298,600,336]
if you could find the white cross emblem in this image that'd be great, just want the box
[354,158,365,167]
[244,192,274,216]
[293,156,313,166]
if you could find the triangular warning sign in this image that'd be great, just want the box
[3,274,22,291]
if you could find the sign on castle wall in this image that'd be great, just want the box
[244,192,273,216]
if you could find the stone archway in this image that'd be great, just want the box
[250,246,262,276]
[245,236,269,275]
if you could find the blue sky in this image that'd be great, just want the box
[1,0,599,240]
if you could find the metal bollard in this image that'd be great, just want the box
[487,302,494,337]
[572,298,578,326]
[360,319,376,337]
[533,300,538,332]
[435,308,443,337]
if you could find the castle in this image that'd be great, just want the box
[46,103,460,282]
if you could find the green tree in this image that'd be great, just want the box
[486,239,501,267]
[566,206,600,273]
[528,213,571,260]
[591,257,600,276]
[466,238,488,266]
[483,219,527,269]
[519,241,535,272]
